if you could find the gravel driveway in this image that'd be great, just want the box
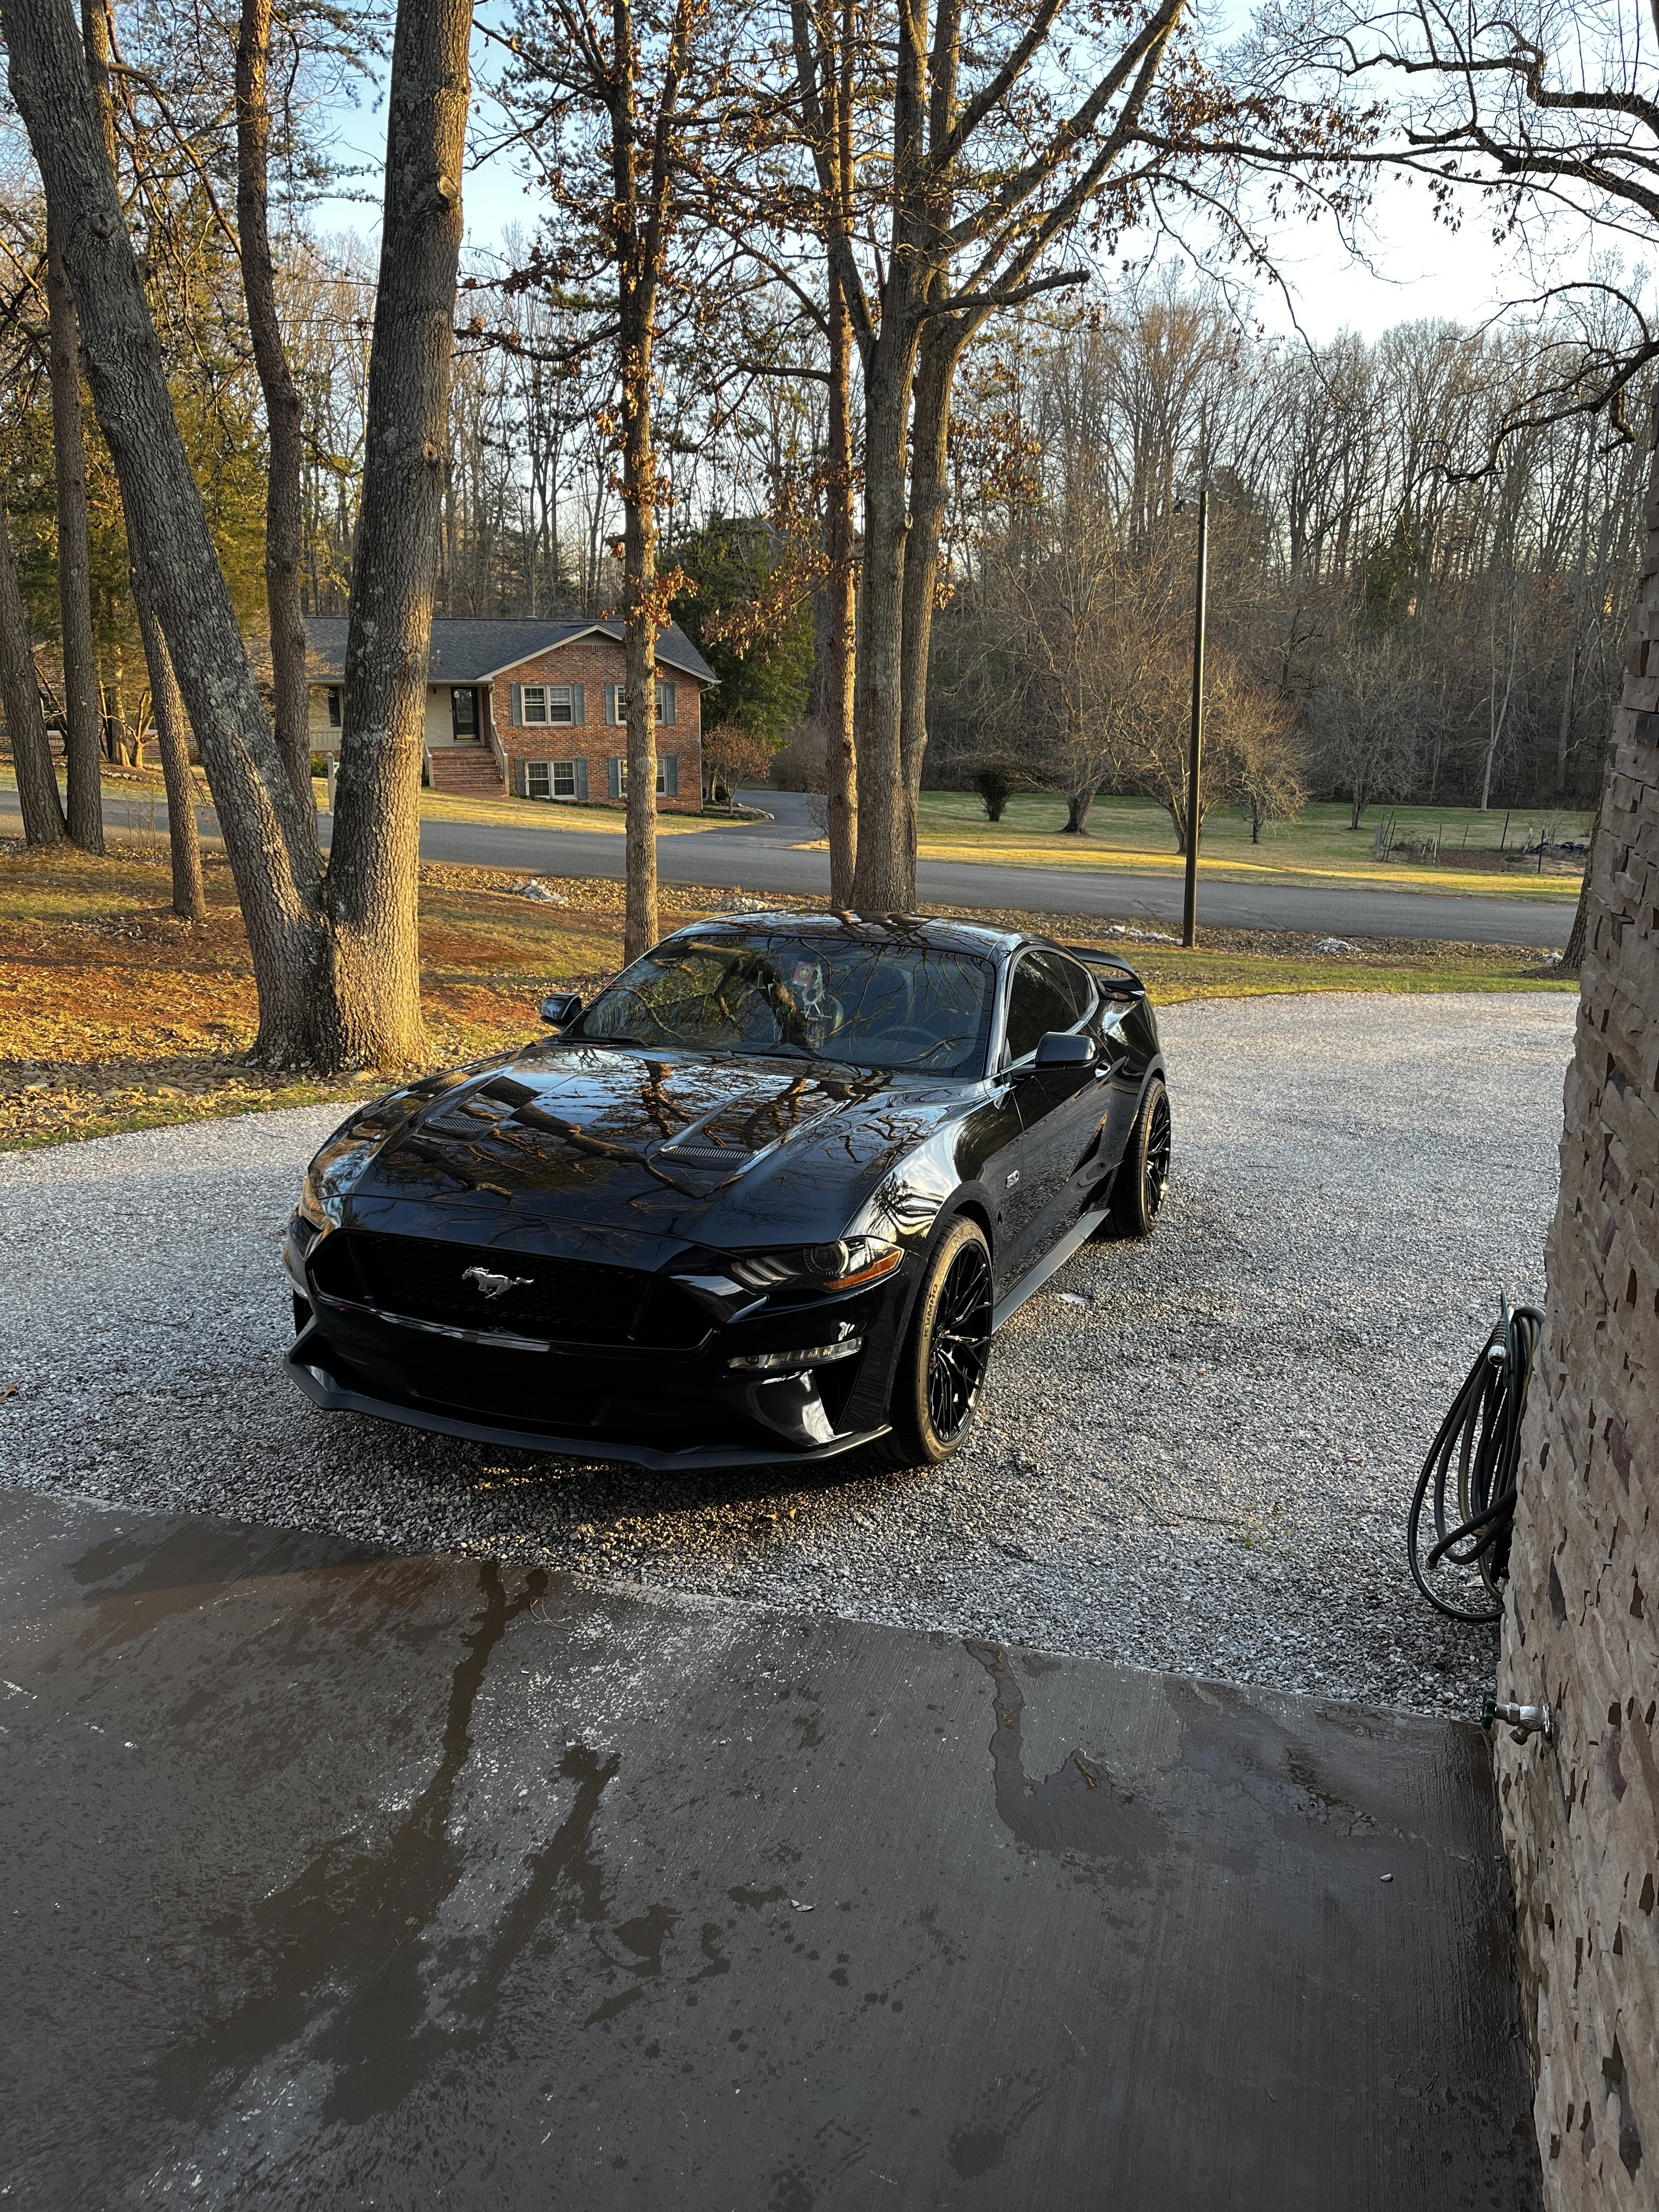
[0,991,1573,1717]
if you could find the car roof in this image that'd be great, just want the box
[668,910,1030,957]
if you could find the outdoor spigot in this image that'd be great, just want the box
[1481,1689,1553,1745]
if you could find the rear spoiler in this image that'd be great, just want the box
[1065,944,1147,998]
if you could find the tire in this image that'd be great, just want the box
[1105,1076,1170,1239]
[875,1215,995,1468]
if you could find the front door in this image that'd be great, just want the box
[451,686,479,741]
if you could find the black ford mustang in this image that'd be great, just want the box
[284,913,1169,1470]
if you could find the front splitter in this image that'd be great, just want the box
[284,1347,891,1471]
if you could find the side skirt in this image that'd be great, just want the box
[991,1207,1109,1333]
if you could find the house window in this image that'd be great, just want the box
[521,685,549,724]
[527,760,579,800]
[548,685,574,725]
[608,682,678,727]
[326,687,342,729]
[610,759,672,797]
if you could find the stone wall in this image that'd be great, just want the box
[1497,439,1659,2204]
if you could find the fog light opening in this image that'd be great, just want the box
[726,1336,864,1375]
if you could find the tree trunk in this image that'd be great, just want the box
[132,562,206,922]
[892,320,963,896]
[329,0,475,1059]
[44,221,104,853]
[822,259,857,909]
[1064,791,1093,834]
[0,505,67,846]
[236,0,314,819]
[5,0,339,1063]
[1560,738,1618,972]
[620,292,661,965]
[820,1,856,909]
[849,323,921,912]
[1561,868,1590,972]
[608,0,674,968]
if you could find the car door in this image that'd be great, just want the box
[1000,950,1104,1276]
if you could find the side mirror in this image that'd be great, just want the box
[539,991,582,1028]
[1034,1030,1097,1069]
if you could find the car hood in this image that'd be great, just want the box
[337,1043,963,1251]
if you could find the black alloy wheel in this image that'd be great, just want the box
[1107,1076,1171,1239]
[879,1216,995,1466]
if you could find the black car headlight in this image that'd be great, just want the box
[297,1126,382,1233]
[726,1236,903,1294]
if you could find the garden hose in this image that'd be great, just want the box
[1406,1297,1545,1624]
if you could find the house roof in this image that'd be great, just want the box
[302,617,715,687]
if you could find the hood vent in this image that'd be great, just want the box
[424,1076,539,1138]
[660,1141,758,1171]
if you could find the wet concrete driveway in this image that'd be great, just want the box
[0,1486,1538,2209]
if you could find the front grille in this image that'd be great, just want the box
[310,1232,706,1348]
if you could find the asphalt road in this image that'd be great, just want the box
[7,783,1573,944]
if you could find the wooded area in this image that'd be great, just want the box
[0,0,1648,1061]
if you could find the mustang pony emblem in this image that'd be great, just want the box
[462,1264,533,1300]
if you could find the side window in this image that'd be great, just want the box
[521,685,549,725]
[1049,953,1097,1025]
[1002,953,1077,1063]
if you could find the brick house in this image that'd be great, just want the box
[303,617,712,810]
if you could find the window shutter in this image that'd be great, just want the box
[510,684,523,727]
[605,682,618,725]
[575,757,589,800]
[663,752,679,796]
[572,682,585,727]
[608,756,623,800]
[661,682,676,726]
[515,758,528,798]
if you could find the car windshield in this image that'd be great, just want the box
[573,933,995,1075]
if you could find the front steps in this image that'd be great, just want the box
[426,746,504,797]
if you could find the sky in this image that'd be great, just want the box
[303,34,1615,352]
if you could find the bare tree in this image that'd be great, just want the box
[43,226,103,850]
[235,0,313,815]
[0,502,66,846]
[2,0,475,1067]
[510,0,714,961]
[131,563,206,920]
[329,0,475,1056]
[1308,633,1421,830]
[787,0,1341,910]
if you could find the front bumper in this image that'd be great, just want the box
[284,1346,891,1470]
[282,1220,907,1471]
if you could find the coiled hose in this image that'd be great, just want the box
[1407,1298,1545,1623]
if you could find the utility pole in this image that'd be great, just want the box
[1182,484,1208,949]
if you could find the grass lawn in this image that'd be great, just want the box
[33,766,743,839]
[884,793,1591,902]
[377,784,750,834]
[1,836,1573,1154]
